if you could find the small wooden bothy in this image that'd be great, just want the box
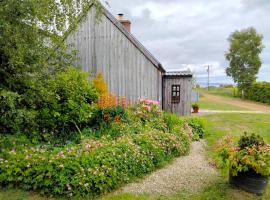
[162,71,193,116]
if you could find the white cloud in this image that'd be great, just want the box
[101,0,270,83]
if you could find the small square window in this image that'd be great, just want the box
[171,84,180,103]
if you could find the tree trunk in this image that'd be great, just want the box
[241,89,245,99]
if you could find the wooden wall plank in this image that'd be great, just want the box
[65,6,191,115]
[162,76,192,116]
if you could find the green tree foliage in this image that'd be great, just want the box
[0,0,100,92]
[0,0,101,140]
[225,27,264,98]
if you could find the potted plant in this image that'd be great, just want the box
[192,102,199,113]
[217,133,270,195]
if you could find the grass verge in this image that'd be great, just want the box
[198,98,248,111]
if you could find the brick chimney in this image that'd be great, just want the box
[117,14,131,32]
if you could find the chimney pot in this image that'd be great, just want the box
[118,13,124,20]
[117,13,131,32]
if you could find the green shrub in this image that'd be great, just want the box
[238,132,265,150]
[91,106,127,128]
[0,135,33,151]
[217,134,270,176]
[35,67,98,141]
[185,117,206,139]
[163,113,206,141]
[131,100,166,132]
[0,129,190,197]
[163,112,185,133]
[0,90,38,136]
[0,67,98,142]
[246,82,270,104]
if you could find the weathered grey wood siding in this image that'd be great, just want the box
[162,76,192,116]
[66,6,162,102]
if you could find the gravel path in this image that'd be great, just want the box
[117,140,217,196]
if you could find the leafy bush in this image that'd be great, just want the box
[238,132,265,150]
[0,90,38,136]
[163,113,206,141]
[163,112,185,133]
[185,117,206,139]
[217,134,270,176]
[246,82,270,104]
[132,99,162,122]
[0,128,190,197]
[91,106,127,127]
[1,67,98,142]
[0,135,33,151]
[131,99,167,132]
[35,67,98,141]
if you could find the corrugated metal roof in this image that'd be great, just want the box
[165,70,193,76]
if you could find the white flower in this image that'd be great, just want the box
[59,164,64,168]
[66,183,72,191]
[84,183,89,187]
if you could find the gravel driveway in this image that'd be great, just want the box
[117,140,217,196]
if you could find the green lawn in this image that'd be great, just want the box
[1,113,270,200]
[198,99,248,111]
[203,113,270,147]
[197,86,238,98]
[0,188,54,200]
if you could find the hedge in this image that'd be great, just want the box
[246,82,270,104]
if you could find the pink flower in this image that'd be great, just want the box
[58,151,65,157]
[145,100,151,105]
[10,149,16,155]
[153,101,160,105]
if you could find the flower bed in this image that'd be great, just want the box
[0,98,206,197]
[0,129,190,197]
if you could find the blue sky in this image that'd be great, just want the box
[101,0,269,85]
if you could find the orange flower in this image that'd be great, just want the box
[114,115,122,123]
[103,113,111,120]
